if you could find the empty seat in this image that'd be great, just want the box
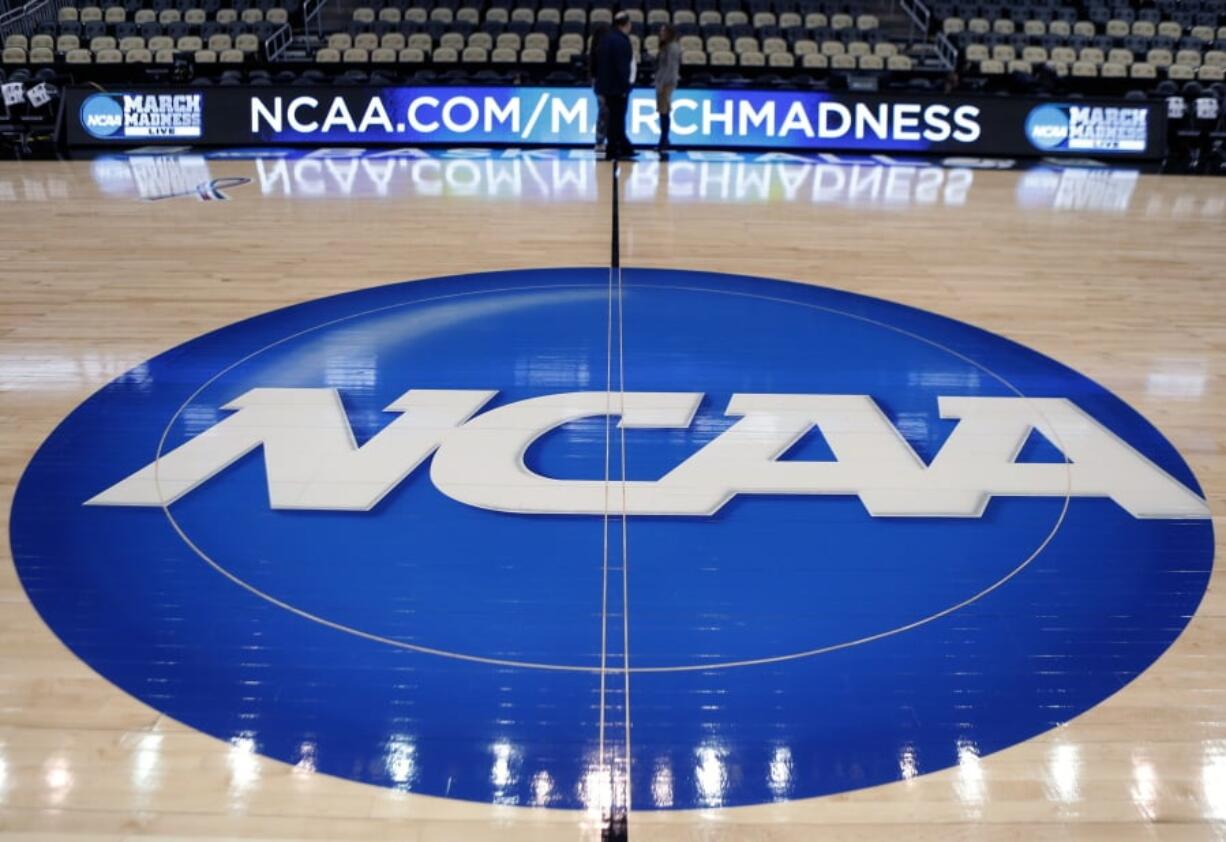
[520,46,546,61]
[1129,61,1156,78]
[1100,61,1126,77]
[432,45,459,61]
[220,48,245,62]
[371,46,396,61]
[236,33,259,52]
[398,46,426,61]
[354,32,379,50]
[207,33,232,50]
[886,54,911,70]
[193,48,217,62]
[66,47,92,62]
[90,35,117,51]
[125,47,153,62]
[1147,48,1173,66]
[681,48,706,64]
[490,46,516,61]
[830,52,855,68]
[1071,60,1097,76]
[381,32,406,50]
[461,45,487,60]
[979,58,1004,73]
[801,51,827,68]
[1197,64,1225,80]
[859,54,883,69]
[768,50,793,66]
[1167,63,1194,79]
[739,50,764,66]
[315,46,340,62]
[343,47,368,61]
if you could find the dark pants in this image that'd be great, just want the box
[604,93,632,158]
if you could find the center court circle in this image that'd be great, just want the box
[10,268,1213,810]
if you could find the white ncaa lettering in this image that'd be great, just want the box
[86,389,1210,519]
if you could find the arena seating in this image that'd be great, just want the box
[3,0,1225,97]
[1,0,299,66]
[927,0,1226,84]
[1,0,936,84]
[320,3,915,75]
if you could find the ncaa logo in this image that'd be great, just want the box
[1025,104,1071,150]
[80,93,124,138]
[11,269,1213,809]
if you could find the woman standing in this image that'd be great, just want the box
[654,24,681,152]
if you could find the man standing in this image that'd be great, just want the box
[594,11,636,160]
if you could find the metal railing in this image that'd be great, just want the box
[264,21,291,59]
[301,0,324,39]
[1,0,68,41]
[935,31,958,70]
[899,0,931,37]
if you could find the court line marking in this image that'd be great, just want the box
[613,165,633,816]
[149,274,1074,674]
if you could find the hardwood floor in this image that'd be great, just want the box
[0,154,1223,840]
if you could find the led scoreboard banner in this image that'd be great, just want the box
[65,86,1167,158]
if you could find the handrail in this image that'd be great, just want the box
[899,0,931,35]
[263,20,290,59]
[301,0,324,39]
[935,31,957,70]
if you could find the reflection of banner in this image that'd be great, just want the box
[64,86,1166,158]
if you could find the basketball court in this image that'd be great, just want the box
[1,152,1224,840]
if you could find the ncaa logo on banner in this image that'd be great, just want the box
[80,93,124,138]
[10,269,1213,810]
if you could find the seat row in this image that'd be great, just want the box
[972,55,1226,80]
[944,16,1226,42]
[325,27,899,55]
[57,5,288,24]
[966,41,1226,66]
[351,4,877,28]
[0,45,253,62]
[4,31,262,53]
[310,41,915,69]
[354,0,863,12]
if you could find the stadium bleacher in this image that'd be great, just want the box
[0,0,1223,119]
[929,0,1226,84]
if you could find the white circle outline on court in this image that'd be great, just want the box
[151,271,1073,674]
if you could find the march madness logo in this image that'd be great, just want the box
[81,93,202,140]
[1026,103,1149,152]
[11,269,1212,810]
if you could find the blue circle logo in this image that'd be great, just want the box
[1026,104,1071,150]
[11,269,1213,809]
[80,94,124,138]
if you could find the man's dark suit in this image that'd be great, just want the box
[593,26,634,159]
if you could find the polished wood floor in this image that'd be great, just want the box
[0,154,1224,840]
